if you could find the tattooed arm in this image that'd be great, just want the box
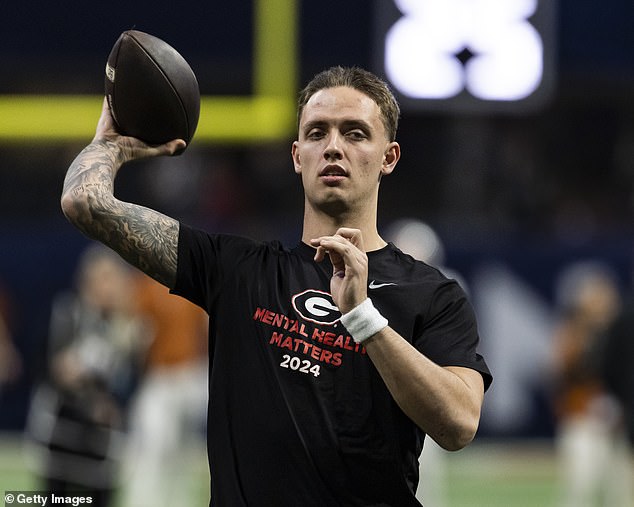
[61,98,186,288]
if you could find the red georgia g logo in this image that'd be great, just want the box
[292,289,341,325]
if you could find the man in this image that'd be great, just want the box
[122,274,208,507]
[62,66,491,506]
[0,281,21,394]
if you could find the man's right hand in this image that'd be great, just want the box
[95,97,186,163]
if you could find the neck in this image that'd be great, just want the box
[300,202,386,252]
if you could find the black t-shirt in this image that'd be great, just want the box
[172,224,492,507]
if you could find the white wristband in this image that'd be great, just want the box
[340,298,388,344]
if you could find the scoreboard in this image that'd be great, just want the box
[374,0,557,113]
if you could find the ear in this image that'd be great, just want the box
[381,142,400,176]
[291,141,302,174]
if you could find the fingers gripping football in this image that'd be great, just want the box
[94,97,186,162]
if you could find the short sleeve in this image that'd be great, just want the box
[170,223,262,312]
[416,281,492,391]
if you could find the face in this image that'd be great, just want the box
[80,256,132,313]
[292,86,400,215]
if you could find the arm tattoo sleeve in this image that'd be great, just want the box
[62,140,179,288]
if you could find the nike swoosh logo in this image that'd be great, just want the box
[369,280,397,289]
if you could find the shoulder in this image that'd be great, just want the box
[369,243,473,324]
[173,224,292,308]
[179,223,286,256]
[176,223,295,278]
[370,243,455,287]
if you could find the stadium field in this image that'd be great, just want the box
[0,434,558,506]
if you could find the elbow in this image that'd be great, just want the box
[442,426,478,452]
[431,415,480,452]
[60,191,77,221]
[60,190,84,225]
[60,187,97,236]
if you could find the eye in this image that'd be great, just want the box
[306,128,326,140]
[346,129,368,141]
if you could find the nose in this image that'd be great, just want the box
[323,131,343,161]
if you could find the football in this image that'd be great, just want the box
[104,30,200,150]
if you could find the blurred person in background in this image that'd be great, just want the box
[551,261,633,507]
[384,218,468,292]
[0,280,21,395]
[601,267,634,480]
[26,244,148,507]
[121,274,208,507]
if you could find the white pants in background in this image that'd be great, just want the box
[121,361,208,507]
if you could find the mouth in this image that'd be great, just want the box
[319,164,347,185]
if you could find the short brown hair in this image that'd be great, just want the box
[297,66,400,141]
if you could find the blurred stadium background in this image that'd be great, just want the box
[1,0,634,505]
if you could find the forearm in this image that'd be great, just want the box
[62,139,121,228]
[364,327,484,451]
[311,229,485,449]
[61,140,179,287]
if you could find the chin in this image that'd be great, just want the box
[310,195,350,217]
